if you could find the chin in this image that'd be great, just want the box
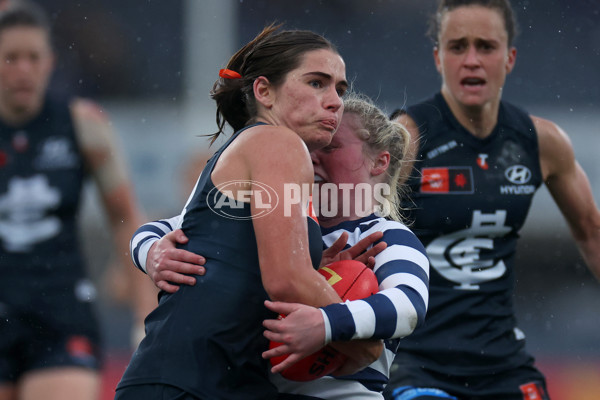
[457,94,487,108]
[11,96,39,111]
[309,136,334,152]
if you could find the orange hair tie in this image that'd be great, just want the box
[219,69,242,79]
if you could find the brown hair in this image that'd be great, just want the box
[428,0,519,46]
[0,1,51,41]
[209,23,339,144]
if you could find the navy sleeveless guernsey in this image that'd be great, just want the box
[117,124,323,399]
[0,97,86,284]
[394,93,543,376]
[0,97,102,378]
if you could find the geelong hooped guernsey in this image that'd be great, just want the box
[0,97,87,291]
[272,214,429,399]
[120,124,323,399]
[394,93,543,376]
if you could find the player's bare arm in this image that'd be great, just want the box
[71,98,159,339]
[534,115,600,279]
[395,113,420,185]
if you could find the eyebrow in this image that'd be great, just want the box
[447,37,499,45]
[304,71,349,91]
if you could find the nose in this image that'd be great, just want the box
[325,86,343,112]
[14,57,35,73]
[463,45,480,68]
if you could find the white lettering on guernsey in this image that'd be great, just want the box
[426,140,458,159]
[0,175,61,252]
[34,137,78,169]
[426,210,511,290]
[500,185,536,195]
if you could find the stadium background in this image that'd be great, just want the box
[33,1,600,398]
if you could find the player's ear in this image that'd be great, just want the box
[254,76,274,108]
[505,47,517,74]
[433,46,442,74]
[371,151,390,177]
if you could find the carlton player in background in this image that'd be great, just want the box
[0,3,157,400]
[384,1,600,399]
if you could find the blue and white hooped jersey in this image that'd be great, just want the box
[272,214,429,399]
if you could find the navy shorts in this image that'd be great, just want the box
[0,281,102,383]
[383,359,550,400]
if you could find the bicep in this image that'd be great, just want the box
[371,227,429,335]
[546,161,599,241]
[252,195,313,292]
[245,131,339,305]
[71,98,131,195]
[537,117,598,239]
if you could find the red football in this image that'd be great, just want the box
[318,259,379,301]
[269,259,379,381]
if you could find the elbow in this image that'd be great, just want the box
[262,268,331,303]
[395,308,419,339]
[263,277,304,302]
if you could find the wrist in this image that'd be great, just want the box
[319,308,332,345]
[138,237,159,273]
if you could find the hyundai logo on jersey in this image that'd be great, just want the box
[504,165,532,184]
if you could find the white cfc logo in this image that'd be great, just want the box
[426,210,511,290]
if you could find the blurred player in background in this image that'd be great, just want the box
[0,2,157,400]
[383,1,600,399]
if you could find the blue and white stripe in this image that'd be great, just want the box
[284,215,429,399]
[130,215,182,273]
[320,216,429,342]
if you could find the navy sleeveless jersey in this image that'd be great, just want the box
[395,93,543,375]
[0,97,86,293]
[117,124,323,399]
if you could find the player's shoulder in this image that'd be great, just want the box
[530,114,575,179]
[68,97,117,153]
[530,114,563,136]
[529,114,572,149]
[69,97,110,124]
[361,216,411,234]
[234,124,312,172]
[241,123,307,151]
[361,216,425,251]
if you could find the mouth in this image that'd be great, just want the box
[461,77,486,88]
[12,86,37,98]
[319,119,338,132]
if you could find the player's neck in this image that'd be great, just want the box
[442,90,499,139]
